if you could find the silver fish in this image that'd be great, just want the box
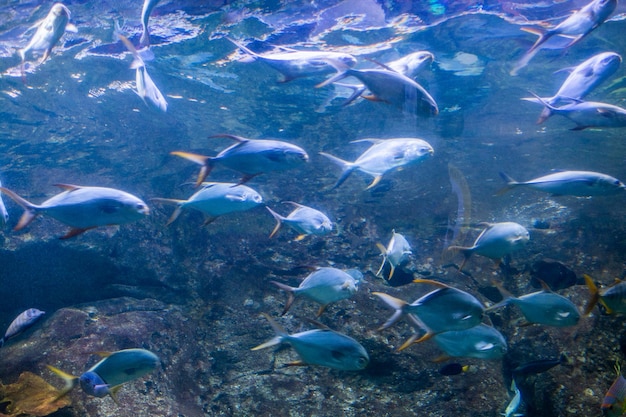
[152,182,263,225]
[503,379,523,417]
[0,179,9,227]
[498,170,625,196]
[523,52,621,123]
[432,323,507,360]
[448,222,530,270]
[320,138,434,190]
[140,0,161,48]
[0,184,149,239]
[172,134,309,186]
[0,308,45,347]
[19,3,77,64]
[376,229,412,280]
[526,95,626,130]
[227,37,357,82]
[266,202,333,240]
[252,314,369,371]
[271,267,360,316]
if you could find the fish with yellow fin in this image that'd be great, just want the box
[375,229,412,280]
[266,202,333,241]
[602,362,626,417]
[584,274,626,315]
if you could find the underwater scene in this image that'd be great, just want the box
[3,0,626,416]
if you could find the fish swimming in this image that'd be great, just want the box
[47,348,160,402]
[376,229,412,280]
[584,274,626,315]
[503,379,523,417]
[172,134,309,186]
[438,362,470,376]
[227,37,357,82]
[497,170,626,196]
[448,222,530,271]
[151,182,263,225]
[140,0,161,47]
[0,184,149,239]
[522,52,621,123]
[266,202,333,240]
[320,138,434,190]
[252,314,369,371]
[432,323,507,360]
[488,281,580,327]
[511,354,567,378]
[271,267,361,317]
[19,3,77,64]
[373,278,484,349]
[0,179,9,227]
[602,362,626,417]
[0,308,45,347]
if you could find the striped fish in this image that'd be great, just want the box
[602,363,626,417]
[584,274,626,315]
[1,308,45,347]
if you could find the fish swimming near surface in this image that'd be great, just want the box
[431,323,508,360]
[488,281,580,327]
[271,267,362,317]
[522,52,621,123]
[266,202,333,240]
[19,3,77,65]
[584,274,626,315]
[376,229,412,280]
[47,348,160,402]
[319,138,434,190]
[226,37,357,83]
[602,362,626,417]
[0,179,9,227]
[140,0,161,48]
[151,182,263,225]
[497,170,626,196]
[252,314,369,371]
[447,222,530,271]
[172,134,309,186]
[0,184,149,239]
[0,308,45,347]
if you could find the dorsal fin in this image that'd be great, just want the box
[209,134,249,143]
[54,184,82,191]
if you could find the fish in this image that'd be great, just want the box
[488,281,580,327]
[226,37,357,82]
[47,348,160,402]
[511,354,567,378]
[116,26,168,112]
[319,138,434,190]
[503,379,523,417]
[584,274,626,315]
[602,362,626,417]
[19,3,77,64]
[271,267,361,317]
[151,182,263,225]
[521,0,617,55]
[438,362,470,376]
[140,0,161,48]
[447,222,530,271]
[375,229,412,280]
[0,308,45,347]
[524,95,626,131]
[522,52,621,123]
[497,170,626,196]
[432,323,507,360]
[0,184,149,239]
[266,202,332,241]
[172,134,309,186]
[0,179,9,227]
[373,278,484,350]
[317,66,438,116]
[252,314,369,371]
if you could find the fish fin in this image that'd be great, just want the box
[0,186,40,225]
[315,304,327,318]
[15,210,38,231]
[266,207,284,238]
[53,184,82,191]
[65,23,78,33]
[285,360,307,367]
[270,281,297,315]
[315,70,350,89]
[365,175,383,190]
[150,198,185,225]
[238,174,257,185]
[412,331,434,344]
[536,278,554,292]
[202,216,217,226]
[46,365,79,401]
[372,292,407,330]
[109,385,122,405]
[294,234,306,241]
[376,243,387,255]
[362,94,384,102]
[171,151,213,187]
[60,227,94,239]
[225,36,260,59]
[397,333,420,352]
[583,274,601,315]
[208,134,249,144]
[412,278,449,288]
[433,355,452,363]
[570,125,589,131]
[495,172,519,196]
[251,336,282,351]
[319,152,356,190]
[94,351,113,357]
[388,264,396,280]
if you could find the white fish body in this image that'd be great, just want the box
[20,3,76,63]
[267,202,333,240]
[0,180,9,227]
[528,95,626,130]
[1,308,45,347]
[320,138,434,189]
[499,170,625,196]
[140,0,161,47]
[376,229,412,279]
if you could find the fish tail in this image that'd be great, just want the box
[372,292,408,330]
[537,106,553,124]
[266,207,285,238]
[170,151,214,187]
[583,274,601,315]
[485,281,513,311]
[0,187,40,231]
[319,152,356,189]
[225,36,260,60]
[521,26,549,53]
[150,198,185,226]
[315,70,350,89]
[46,365,79,401]
[251,313,287,350]
[495,172,520,196]
[270,281,297,315]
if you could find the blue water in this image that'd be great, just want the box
[1,1,626,416]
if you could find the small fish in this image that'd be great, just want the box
[489,281,580,327]
[320,138,434,190]
[172,134,309,186]
[266,202,332,241]
[503,379,524,417]
[0,308,45,347]
[151,182,263,225]
[522,0,617,55]
[376,229,412,280]
[271,267,361,317]
[140,0,161,48]
[0,179,9,227]
[0,184,149,239]
[19,3,77,64]
[438,362,470,376]
[584,274,626,315]
[47,348,160,402]
[373,278,484,350]
[522,52,621,123]
[602,362,626,417]
[511,354,567,378]
[448,222,530,271]
[227,37,357,83]
[497,170,625,196]
[252,314,369,371]
[432,323,507,360]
